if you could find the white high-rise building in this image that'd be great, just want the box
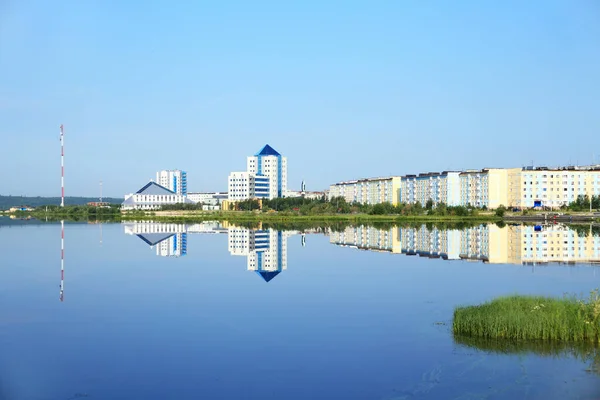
[156,169,187,195]
[228,145,287,201]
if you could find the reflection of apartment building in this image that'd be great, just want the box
[515,225,600,264]
[330,226,401,253]
[228,228,295,282]
[330,224,600,265]
[399,226,461,259]
[328,177,401,205]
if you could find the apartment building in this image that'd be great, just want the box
[458,168,521,209]
[513,167,600,209]
[413,172,461,206]
[156,169,187,195]
[400,175,417,204]
[328,176,401,205]
[330,165,600,209]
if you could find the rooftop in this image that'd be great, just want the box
[136,181,176,195]
[255,144,281,157]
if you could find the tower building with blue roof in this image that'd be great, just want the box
[228,144,287,201]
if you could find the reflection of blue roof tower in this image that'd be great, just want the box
[228,228,290,282]
[247,145,288,199]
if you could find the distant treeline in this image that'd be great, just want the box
[0,195,122,209]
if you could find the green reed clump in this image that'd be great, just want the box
[453,290,600,342]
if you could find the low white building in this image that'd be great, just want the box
[122,181,194,210]
[187,192,228,209]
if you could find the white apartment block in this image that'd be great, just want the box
[514,167,600,209]
[156,169,187,195]
[228,172,255,201]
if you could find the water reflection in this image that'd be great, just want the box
[454,334,600,376]
[331,223,600,265]
[2,217,600,398]
[123,221,304,282]
[123,221,600,267]
[124,221,191,257]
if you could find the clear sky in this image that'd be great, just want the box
[1,0,599,197]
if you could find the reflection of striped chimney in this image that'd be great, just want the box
[60,124,64,207]
[60,220,64,302]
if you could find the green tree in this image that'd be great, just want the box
[495,205,507,218]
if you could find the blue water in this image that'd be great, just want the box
[1,220,599,399]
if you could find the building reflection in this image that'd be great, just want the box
[228,228,298,282]
[124,222,189,257]
[123,221,299,281]
[123,221,600,271]
[330,224,600,265]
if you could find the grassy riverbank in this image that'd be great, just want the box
[453,291,600,342]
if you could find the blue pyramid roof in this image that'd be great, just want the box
[136,233,175,246]
[256,271,280,282]
[136,181,175,195]
[255,144,281,157]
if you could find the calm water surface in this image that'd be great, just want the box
[1,218,600,399]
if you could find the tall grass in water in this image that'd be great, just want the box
[453,290,600,342]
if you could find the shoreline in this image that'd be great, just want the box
[3,209,599,224]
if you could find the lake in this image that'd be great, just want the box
[1,218,600,399]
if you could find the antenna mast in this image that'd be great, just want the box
[60,124,65,207]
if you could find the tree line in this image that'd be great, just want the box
[228,197,488,217]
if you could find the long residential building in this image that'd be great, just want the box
[328,176,401,205]
[330,165,600,209]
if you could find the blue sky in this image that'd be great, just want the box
[1,0,599,197]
